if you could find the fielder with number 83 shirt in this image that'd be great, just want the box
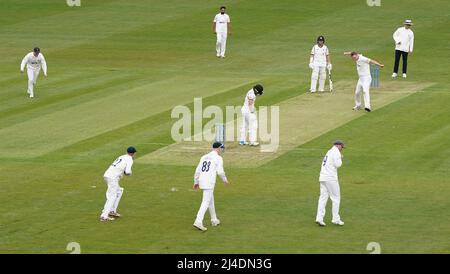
[192,142,229,231]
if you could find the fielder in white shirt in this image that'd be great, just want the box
[193,142,229,231]
[20,47,47,98]
[213,6,231,58]
[100,146,136,221]
[344,51,384,112]
[309,36,332,93]
[239,84,264,146]
[392,19,414,78]
[316,140,345,226]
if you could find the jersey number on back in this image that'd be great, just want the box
[201,161,211,172]
[112,158,122,167]
[322,156,328,166]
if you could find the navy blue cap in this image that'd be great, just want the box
[333,140,344,147]
[127,146,137,153]
[212,142,224,149]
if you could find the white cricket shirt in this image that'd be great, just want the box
[213,13,230,33]
[104,154,133,180]
[356,54,371,78]
[393,27,414,53]
[20,52,47,75]
[311,44,329,66]
[194,150,226,190]
[241,89,256,113]
[319,146,343,182]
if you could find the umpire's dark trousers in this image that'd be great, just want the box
[393,50,408,74]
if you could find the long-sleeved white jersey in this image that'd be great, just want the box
[194,150,227,190]
[20,52,47,75]
[104,154,133,180]
[319,146,343,182]
[241,88,256,113]
[393,27,414,53]
[310,44,329,66]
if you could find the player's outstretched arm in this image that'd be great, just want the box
[369,59,384,68]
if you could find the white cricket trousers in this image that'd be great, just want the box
[310,65,327,92]
[101,177,124,219]
[216,32,228,57]
[27,68,40,97]
[240,111,258,143]
[355,76,372,109]
[316,180,341,223]
[195,189,218,224]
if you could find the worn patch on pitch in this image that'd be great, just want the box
[137,81,433,168]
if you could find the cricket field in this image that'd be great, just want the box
[0,0,449,253]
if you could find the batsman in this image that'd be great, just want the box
[309,36,332,93]
[239,84,264,146]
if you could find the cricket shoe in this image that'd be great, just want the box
[193,222,207,231]
[402,73,407,78]
[352,106,360,111]
[315,221,326,227]
[249,142,259,146]
[109,211,121,218]
[239,141,248,146]
[332,220,345,226]
[365,108,371,112]
[100,217,115,222]
[211,219,221,226]
[392,73,398,78]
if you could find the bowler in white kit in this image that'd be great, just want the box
[213,6,231,58]
[20,47,47,98]
[316,140,345,226]
[309,36,332,93]
[239,84,264,146]
[193,142,229,231]
[100,146,137,221]
[344,51,384,112]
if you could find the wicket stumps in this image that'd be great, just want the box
[214,123,225,143]
[370,64,380,88]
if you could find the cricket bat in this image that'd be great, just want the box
[328,68,333,92]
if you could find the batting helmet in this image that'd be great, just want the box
[253,84,264,95]
[317,36,325,43]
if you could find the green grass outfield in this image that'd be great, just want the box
[0,0,449,253]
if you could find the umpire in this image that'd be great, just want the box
[392,19,414,78]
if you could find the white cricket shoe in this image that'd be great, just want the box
[402,73,407,78]
[316,220,326,227]
[100,216,115,222]
[392,73,398,78]
[109,211,121,218]
[332,220,345,226]
[193,222,207,231]
[249,142,259,146]
[211,219,221,226]
[352,106,360,111]
[239,141,248,146]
